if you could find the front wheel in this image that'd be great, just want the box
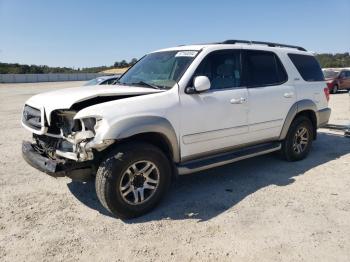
[95,142,172,218]
[281,116,313,161]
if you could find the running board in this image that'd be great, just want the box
[177,142,281,175]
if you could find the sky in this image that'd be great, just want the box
[0,0,349,68]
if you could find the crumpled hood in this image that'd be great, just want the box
[25,84,163,124]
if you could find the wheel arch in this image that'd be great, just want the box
[102,116,180,163]
[279,100,318,140]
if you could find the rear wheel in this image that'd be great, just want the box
[95,142,172,218]
[281,116,313,161]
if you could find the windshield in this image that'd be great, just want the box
[84,78,104,86]
[323,70,339,78]
[118,50,198,89]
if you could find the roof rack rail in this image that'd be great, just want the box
[221,40,307,51]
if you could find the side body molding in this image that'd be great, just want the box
[279,99,317,140]
[103,116,180,162]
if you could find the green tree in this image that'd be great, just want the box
[130,58,138,65]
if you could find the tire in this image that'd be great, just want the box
[332,84,338,94]
[281,116,313,161]
[95,142,172,219]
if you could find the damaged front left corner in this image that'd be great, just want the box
[56,126,114,162]
[25,108,114,163]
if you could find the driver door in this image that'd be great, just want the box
[179,50,249,160]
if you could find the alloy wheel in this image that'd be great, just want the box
[119,160,160,205]
[292,127,309,154]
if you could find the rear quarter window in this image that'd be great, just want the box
[288,54,324,82]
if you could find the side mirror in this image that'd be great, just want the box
[194,76,211,92]
[186,76,211,94]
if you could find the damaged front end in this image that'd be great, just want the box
[22,108,113,181]
[47,110,98,162]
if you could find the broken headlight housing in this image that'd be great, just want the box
[81,118,97,133]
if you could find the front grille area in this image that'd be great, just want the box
[23,105,42,130]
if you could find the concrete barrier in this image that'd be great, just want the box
[0,73,112,83]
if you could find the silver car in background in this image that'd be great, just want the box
[84,75,120,86]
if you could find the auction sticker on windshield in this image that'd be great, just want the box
[175,51,198,57]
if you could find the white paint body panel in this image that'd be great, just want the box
[74,87,181,143]
[246,51,297,142]
[179,88,249,158]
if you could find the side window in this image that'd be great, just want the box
[243,50,287,87]
[288,54,324,82]
[194,50,241,90]
[344,71,350,78]
[339,71,346,78]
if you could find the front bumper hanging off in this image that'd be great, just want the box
[22,141,94,181]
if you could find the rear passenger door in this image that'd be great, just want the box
[242,50,295,142]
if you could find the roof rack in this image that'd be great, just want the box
[221,40,307,51]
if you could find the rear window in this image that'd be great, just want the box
[288,54,324,81]
[243,50,287,87]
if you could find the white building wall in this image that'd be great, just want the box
[0,73,112,83]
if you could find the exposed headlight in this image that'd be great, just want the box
[81,118,97,132]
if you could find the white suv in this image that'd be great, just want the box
[21,40,331,218]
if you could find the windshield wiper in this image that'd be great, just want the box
[129,81,161,90]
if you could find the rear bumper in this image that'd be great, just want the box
[22,141,93,181]
[317,108,331,128]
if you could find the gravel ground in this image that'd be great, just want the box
[0,82,349,262]
[328,90,350,126]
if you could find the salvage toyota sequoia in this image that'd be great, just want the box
[21,40,331,218]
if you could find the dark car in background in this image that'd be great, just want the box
[323,69,350,93]
[84,75,120,86]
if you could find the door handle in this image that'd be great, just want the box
[230,97,247,104]
[283,92,294,98]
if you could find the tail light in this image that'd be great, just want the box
[324,87,330,102]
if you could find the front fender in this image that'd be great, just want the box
[102,116,180,162]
